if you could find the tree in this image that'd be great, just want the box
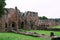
[42,16,48,19]
[54,18,60,22]
[39,16,48,19]
[0,0,6,17]
[39,16,42,19]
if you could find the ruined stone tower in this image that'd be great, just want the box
[0,7,39,32]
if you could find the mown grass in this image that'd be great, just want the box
[0,32,47,40]
[52,26,60,28]
[0,28,60,40]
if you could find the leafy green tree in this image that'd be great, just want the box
[42,16,48,19]
[39,16,42,19]
[0,0,6,17]
[39,16,48,19]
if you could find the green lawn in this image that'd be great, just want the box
[52,26,60,28]
[0,32,47,40]
[0,30,60,40]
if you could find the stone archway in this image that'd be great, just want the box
[20,22,24,29]
[5,23,7,31]
[11,22,16,30]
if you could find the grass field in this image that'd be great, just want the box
[52,26,60,28]
[0,26,60,40]
[0,32,48,40]
[0,29,60,40]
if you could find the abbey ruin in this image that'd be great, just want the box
[0,7,57,32]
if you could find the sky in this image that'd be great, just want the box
[5,0,60,18]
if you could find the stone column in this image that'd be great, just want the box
[2,22,5,32]
[7,21,12,32]
[15,21,18,31]
[1,18,5,32]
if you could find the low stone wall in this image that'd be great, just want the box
[51,36,60,40]
[12,30,41,37]
[40,28,60,31]
[47,28,60,31]
[11,30,60,40]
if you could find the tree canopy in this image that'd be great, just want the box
[0,0,6,17]
[39,16,48,19]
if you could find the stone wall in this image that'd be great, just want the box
[0,7,58,32]
[0,7,39,32]
[19,11,39,30]
[38,19,57,29]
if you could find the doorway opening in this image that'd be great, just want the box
[11,22,16,30]
[20,22,24,29]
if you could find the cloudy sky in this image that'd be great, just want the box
[5,0,60,18]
